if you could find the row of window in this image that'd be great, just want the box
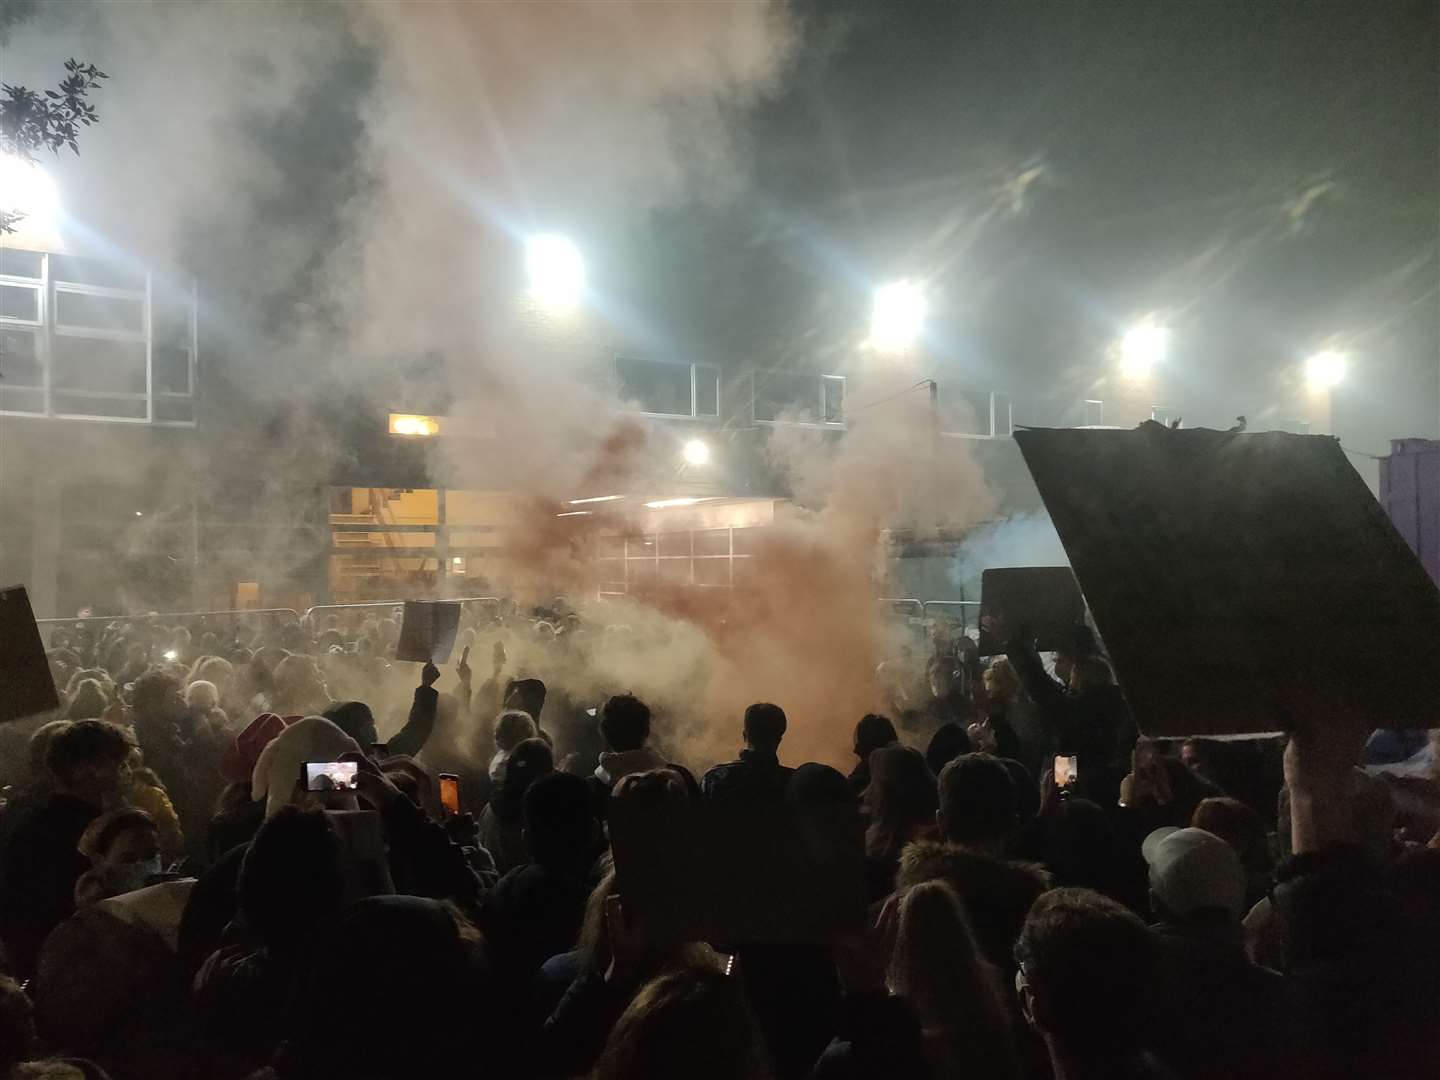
[0,248,196,425]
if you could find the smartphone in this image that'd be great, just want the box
[1054,755,1079,788]
[370,742,390,759]
[304,761,360,792]
[439,773,461,816]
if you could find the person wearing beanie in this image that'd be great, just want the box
[1141,827,1285,1079]
[251,717,363,820]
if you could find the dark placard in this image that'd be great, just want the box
[0,586,60,723]
[1013,426,1440,737]
[607,798,866,945]
[977,566,1085,656]
[394,600,462,664]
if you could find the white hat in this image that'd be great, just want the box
[251,715,361,819]
[1142,826,1246,921]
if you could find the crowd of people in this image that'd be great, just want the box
[0,600,1437,1079]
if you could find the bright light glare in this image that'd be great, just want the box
[567,494,623,505]
[682,439,711,466]
[1118,320,1169,380]
[388,413,441,437]
[1304,350,1347,391]
[525,233,586,311]
[645,497,717,510]
[869,281,927,353]
[0,155,60,231]
[555,510,593,518]
[163,649,179,662]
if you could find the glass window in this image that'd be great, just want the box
[49,254,144,291]
[51,336,147,394]
[55,290,145,334]
[617,356,692,416]
[0,327,42,386]
[1,285,40,322]
[753,371,820,422]
[0,387,44,414]
[693,529,730,557]
[693,558,731,586]
[51,393,146,419]
[153,344,191,394]
[695,365,720,417]
[0,249,44,279]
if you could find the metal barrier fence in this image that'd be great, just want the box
[37,608,301,632]
[301,597,504,623]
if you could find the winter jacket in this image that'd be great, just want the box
[702,749,794,804]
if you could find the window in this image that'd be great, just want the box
[51,337,147,395]
[617,356,692,416]
[0,327,42,386]
[1083,399,1105,427]
[0,284,40,322]
[0,249,44,279]
[55,289,145,335]
[695,365,720,417]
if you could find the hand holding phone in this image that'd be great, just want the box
[456,646,472,685]
[438,773,461,817]
[304,761,360,792]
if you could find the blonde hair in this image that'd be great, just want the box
[189,655,235,691]
[493,709,537,753]
[185,680,220,711]
[984,658,1021,700]
[888,881,1019,1079]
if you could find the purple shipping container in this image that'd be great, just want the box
[1380,439,1440,589]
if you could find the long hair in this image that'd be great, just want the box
[888,880,1020,1080]
[591,967,774,1080]
[576,864,716,978]
[864,745,937,859]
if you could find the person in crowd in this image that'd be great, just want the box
[479,771,599,985]
[1119,738,1224,837]
[981,656,1051,778]
[119,735,185,858]
[323,659,443,759]
[188,656,237,711]
[194,806,345,1079]
[1014,887,1175,1079]
[886,880,1019,1079]
[73,808,164,907]
[263,896,501,1080]
[1190,795,1273,911]
[0,719,132,979]
[590,694,668,796]
[478,736,555,875]
[1005,627,1135,806]
[702,702,794,803]
[1032,794,1145,911]
[922,722,971,777]
[129,671,224,842]
[862,746,937,902]
[183,679,229,734]
[896,753,1051,972]
[491,708,540,781]
[205,713,296,865]
[64,680,111,722]
[1140,826,1286,1079]
[847,714,898,794]
[590,966,775,1080]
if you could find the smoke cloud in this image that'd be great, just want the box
[2,1,998,767]
[949,511,1068,595]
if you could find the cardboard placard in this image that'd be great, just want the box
[977,566,1085,656]
[395,600,462,664]
[607,799,866,945]
[1013,426,1440,736]
[0,586,60,723]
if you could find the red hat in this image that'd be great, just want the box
[220,712,299,785]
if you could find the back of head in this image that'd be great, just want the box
[600,694,652,752]
[184,679,220,712]
[240,805,343,953]
[592,966,774,1080]
[938,753,1017,848]
[279,896,492,1079]
[77,807,158,864]
[742,703,787,752]
[866,744,938,838]
[1069,655,1115,693]
[28,720,74,783]
[504,677,548,723]
[65,680,109,721]
[493,709,538,753]
[130,670,181,720]
[613,768,691,811]
[925,722,972,775]
[322,700,377,746]
[494,737,555,820]
[853,713,898,759]
[524,772,597,869]
[1015,888,1161,1057]
[1191,796,1271,875]
[45,719,130,792]
[891,881,1013,1059]
[787,763,858,809]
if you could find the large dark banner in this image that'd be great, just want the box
[1014,426,1440,737]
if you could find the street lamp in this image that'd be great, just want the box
[682,438,711,467]
[869,280,927,354]
[525,233,586,312]
[1117,318,1169,380]
[1304,350,1347,392]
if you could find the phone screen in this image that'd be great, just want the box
[305,761,360,792]
[439,774,461,816]
[1054,755,1079,787]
